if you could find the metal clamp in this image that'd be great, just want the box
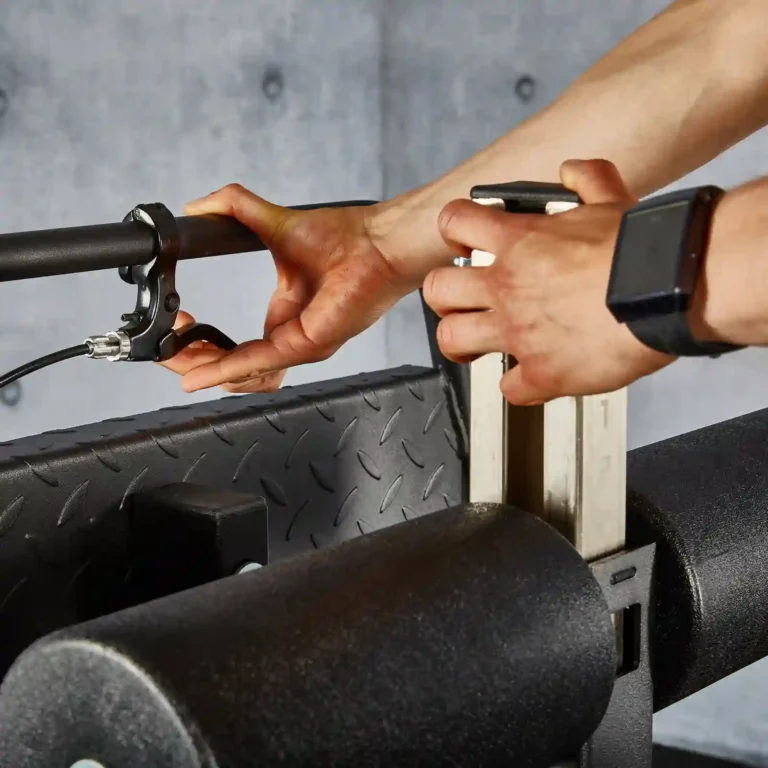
[86,203,237,363]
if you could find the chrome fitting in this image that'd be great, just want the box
[85,331,132,362]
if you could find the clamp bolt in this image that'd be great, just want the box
[164,293,181,312]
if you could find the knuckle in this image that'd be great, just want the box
[422,269,442,306]
[590,158,617,174]
[306,344,332,364]
[437,316,464,355]
[216,183,247,203]
[436,317,454,351]
[437,200,464,236]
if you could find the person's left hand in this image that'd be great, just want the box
[423,159,674,405]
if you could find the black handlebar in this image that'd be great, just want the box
[0,200,377,282]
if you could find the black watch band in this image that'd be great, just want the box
[607,185,743,359]
[627,313,742,358]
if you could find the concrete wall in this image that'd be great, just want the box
[0,1,386,440]
[1,1,767,762]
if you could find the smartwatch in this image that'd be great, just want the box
[606,185,742,358]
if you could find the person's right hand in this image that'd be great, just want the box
[161,185,415,394]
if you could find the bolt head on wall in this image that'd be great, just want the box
[0,382,21,407]
[262,67,284,102]
[515,75,536,103]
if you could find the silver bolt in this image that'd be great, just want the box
[70,761,107,768]
[237,562,263,574]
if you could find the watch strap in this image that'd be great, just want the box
[627,313,743,358]
[619,185,743,358]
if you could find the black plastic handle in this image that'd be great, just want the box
[470,181,582,213]
[0,200,378,282]
[0,222,156,282]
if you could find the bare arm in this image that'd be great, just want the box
[420,159,768,405]
[173,0,768,394]
[689,175,768,348]
[371,0,768,279]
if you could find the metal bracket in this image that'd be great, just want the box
[581,544,655,768]
[124,482,270,607]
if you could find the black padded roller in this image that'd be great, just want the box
[627,406,768,710]
[0,503,615,768]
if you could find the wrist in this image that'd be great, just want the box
[364,191,458,288]
[686,186,768,347]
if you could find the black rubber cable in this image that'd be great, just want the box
[0,344,90,390]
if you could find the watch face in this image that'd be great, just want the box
[612,201,689,299]
[608,197,701,322]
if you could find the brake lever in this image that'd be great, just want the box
[85,203,236,362]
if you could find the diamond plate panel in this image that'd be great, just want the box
[0,365,466,674]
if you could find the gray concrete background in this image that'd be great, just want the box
[1,1,767,762]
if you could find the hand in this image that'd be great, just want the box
[423,159,674,405]
[161,186,414,393]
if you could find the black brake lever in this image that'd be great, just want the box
[86,203,237,362]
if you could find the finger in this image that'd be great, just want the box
[438,199,540,256]
[180,260,399,392]
[263,286,308,340]
[248,288,308,387]
[172,312,210,350]
[559,159,637,206]
[160,346,228,376]
[179,330,317,393]
[183,184,298,249]
[422,266,494,317]
[221,370,287,394]
[437,311,505,361]
[179,301,331,392]
[173,310,196,329]
[500,366,549,406]
[159,310,230,374]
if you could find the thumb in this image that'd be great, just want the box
[560,159,637,206]
[183,184,296,248]
[500,366,549,407]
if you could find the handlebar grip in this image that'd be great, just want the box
[175,214,266,261]
[0,200,379,282]
[0,222,156,282]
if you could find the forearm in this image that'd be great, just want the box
[689,176,768,348]
[371,0,768,280]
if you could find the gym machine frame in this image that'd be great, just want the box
[0,193,766,767]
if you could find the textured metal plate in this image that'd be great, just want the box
[0,365,465,675]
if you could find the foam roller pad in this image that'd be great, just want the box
[0,503,615,768]
[628,407,768,710]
